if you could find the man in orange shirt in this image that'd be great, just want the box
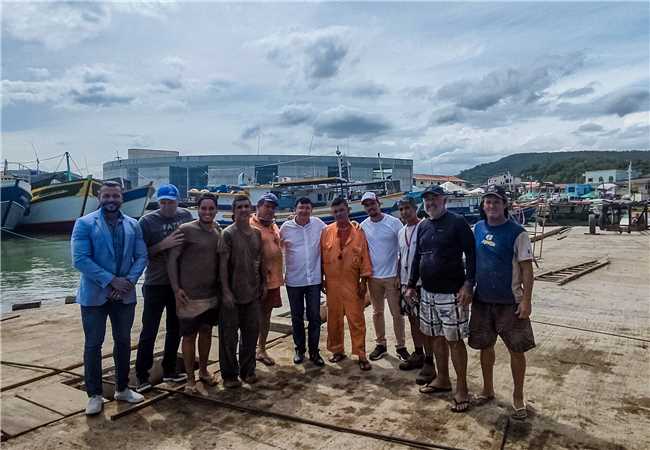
[321,197,373,371]
[250,193,284,366]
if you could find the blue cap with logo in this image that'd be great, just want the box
[482,185,508,202]
[157,184,180,201]
[259,192,279,206]
[422,185,446,198]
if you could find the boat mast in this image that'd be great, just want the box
[628,161,632,198]
[377,152,387,194]
[65,152,72,182]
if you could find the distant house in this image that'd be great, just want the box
[413,174,467,188]
[584,169,639,185]
[487,171,521,187]
[616,175,650,201]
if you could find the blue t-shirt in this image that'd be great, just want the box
[474,218,533,304]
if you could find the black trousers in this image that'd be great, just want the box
[218,301,260,381]
[135,285,181,381]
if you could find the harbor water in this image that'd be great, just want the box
[0,233,78,313]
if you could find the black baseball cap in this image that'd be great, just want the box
[422,185,446,198]
[482,185,508,202]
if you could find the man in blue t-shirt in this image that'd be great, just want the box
[469,185,535,421]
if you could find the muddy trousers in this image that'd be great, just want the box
[326,292,366,358]
[218,301,260,381]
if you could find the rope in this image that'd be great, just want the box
[0,228,54,243]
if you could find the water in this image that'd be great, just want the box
[1,233,79,313]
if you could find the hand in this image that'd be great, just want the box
[109,288,122,300]
[357,281,367,300]
[110,277,133,294]
[515,301,532,319]
[175,288,190,308]
[393,277,401,289]
[321,281,327,294]
[457,285,473,306]
[404,287,417,301]
[222,291,235,309]
[160,230,184,250]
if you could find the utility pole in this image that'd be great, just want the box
[65,151,72,181]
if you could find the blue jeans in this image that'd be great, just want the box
[81,300,136,397]
[286,284,322,355]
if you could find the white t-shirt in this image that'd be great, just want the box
[398,221,421,286]
[360,213,403,279]
[280,216,327,287]
[511,231,534,302]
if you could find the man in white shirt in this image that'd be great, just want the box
[360,192,410,362]
[280,197,327,366]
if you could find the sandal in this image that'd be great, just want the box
[449,398,471,413]
[511,403,528,420]
[328,353,347,363]
[419,384,452,394]
[256,354,276,366]
[473,395,495,406]
[358,360,372,371]
[199,373,218,386]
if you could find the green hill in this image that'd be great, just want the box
[457,151,650,185]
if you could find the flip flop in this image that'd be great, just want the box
[511,403,528,420]
[256,355,276,366]
[473,395,495,406]
[419,384,452,394]
[449,398,471,413]
[328,353,347,363]
[199,374,218,386]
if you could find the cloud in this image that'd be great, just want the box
[558,83,596,99]
[241,124,261,140]
[436,52,586,111]
[2,2,173,50]
[617,123,650,140]
[277,103,315,126]
[27,68,51,79]
[69,85,134,107]
[343,80,388,98]
[256,26,351,86]
[161,78,183,90]
[557,84,650,119]
[313,105,391,139]
[575,122,604,133]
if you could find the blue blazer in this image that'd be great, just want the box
[71,209,148,306]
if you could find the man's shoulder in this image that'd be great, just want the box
[177,208,193,220]
[178,219,199,231]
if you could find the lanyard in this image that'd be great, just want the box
[403,221,419,272]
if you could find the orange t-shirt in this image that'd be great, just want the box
[250,214,284,289]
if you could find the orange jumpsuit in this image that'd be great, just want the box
[321,222,372,357]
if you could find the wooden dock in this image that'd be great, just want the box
[1,226,649,449]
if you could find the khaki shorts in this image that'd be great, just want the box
[468,300,536,353]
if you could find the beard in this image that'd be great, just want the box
[101,201,120,212]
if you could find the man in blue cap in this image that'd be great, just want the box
[135,184,193,392]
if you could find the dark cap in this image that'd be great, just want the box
[259,192,279,206]
[398,196,418,208]
[482,185,508,202]
[422,185,446,198]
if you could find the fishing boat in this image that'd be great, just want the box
[120,182,155,219]
[1,174,32,231]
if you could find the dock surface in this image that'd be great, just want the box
[1,226,649,449]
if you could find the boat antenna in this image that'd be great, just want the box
[377,152,387,194]
[31,142,40,174]
[257,130,262,156]
[628,161,632,198]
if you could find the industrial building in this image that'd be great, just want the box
[102,149,413,197]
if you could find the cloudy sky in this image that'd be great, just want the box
[2,1,649,176]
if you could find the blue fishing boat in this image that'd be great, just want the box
[1,174,32,231]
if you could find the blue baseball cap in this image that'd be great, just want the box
[258,192,279,206]
[157,184,180,201]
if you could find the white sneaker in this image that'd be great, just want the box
[85,395,104,415]
[114,388,144,404]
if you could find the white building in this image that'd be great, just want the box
[487,171,521,187]
[584,169,640,185]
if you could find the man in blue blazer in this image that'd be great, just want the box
[71,181,148,415]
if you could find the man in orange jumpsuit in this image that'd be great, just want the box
[321,197,373,371]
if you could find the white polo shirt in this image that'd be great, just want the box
[360,213,403,279]
[280,216,327,287]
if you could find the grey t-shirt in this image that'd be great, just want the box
[139,208,193,285]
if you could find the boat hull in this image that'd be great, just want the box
[18,178,100,233]
[1,178,32,231]
[121,183,154,219]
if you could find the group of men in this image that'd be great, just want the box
[72,180,535,421]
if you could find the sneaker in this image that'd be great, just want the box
[162,372,188,383]
[223,378,242,389]
[114,388,144,404]
[369,345,387,361]
[399,352,425,371]
[396,347,411,361]
[136,380,152,393]
[85,395,104,415]
[293,351,305,364]
[309,351,325,367]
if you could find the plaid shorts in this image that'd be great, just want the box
[419,289,469,341]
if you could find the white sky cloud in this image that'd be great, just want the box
[1,2,648,177]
